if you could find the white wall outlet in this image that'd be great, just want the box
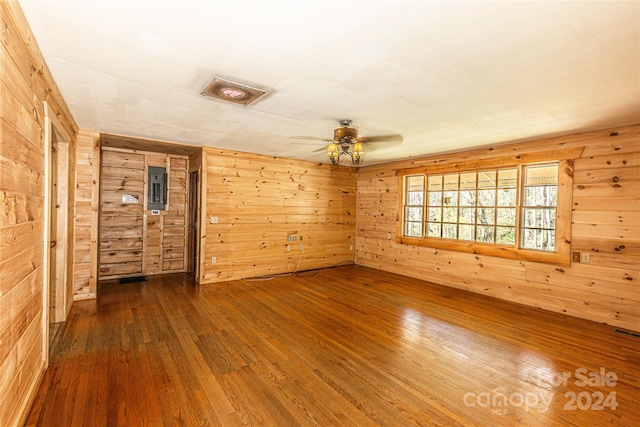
[211,256,216,264]
[286,245,290,251]
[349,245,353,251]
[580,252,590,263]
[299,244,304,250]
[387,232,392,240]
[209,216,218,224]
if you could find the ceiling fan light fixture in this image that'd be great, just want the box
[298,119,400,166]
[327,142,340,164]
[327,140,364,165]
[352,142,364,156]
[334,126,357,141]
[351,142,364,165]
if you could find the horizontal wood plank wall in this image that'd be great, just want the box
[100,149,146,278]
[144,153,167,275]
[99,149,189,279]
[163,157,188,272]
[356,124,640,332]
[72,129,100,300]
[0,2,78,426]
[201,148,357,283]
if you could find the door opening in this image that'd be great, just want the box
[43,102,72,362]
[187,170,199,274]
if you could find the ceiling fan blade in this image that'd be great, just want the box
[358,134,403,143]
[290,136,333,142]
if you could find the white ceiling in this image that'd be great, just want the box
[20,0,640,166]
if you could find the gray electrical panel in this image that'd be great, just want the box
[148,166,167,210]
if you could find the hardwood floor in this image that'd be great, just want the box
[26,266,639,426]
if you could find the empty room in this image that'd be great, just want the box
[1,1,639,426]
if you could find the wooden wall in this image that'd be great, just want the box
[0,2,78,426]
[356,125,640,332]
[188,148,203,278]
[201,148,357,283]
[99,149,189,279]
[73,129,100,300]
[164,157,188,272]
[100,149,146,277]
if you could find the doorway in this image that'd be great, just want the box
[43,103,72,360]
[187,170,199,275]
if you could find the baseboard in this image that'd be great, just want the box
[13,359,46,427]
[73,292,96,301]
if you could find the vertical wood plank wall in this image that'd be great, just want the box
[356,125,640,332]
[0,2,78,426]
[99,149,189,279]
[65,136,77,309]
[73,129,100,299]
[201,148,357,283]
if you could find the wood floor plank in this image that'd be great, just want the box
[25,266,640,426]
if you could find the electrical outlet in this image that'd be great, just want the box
[286,245,290,251]
[387,232,392,240]
[209,216,218,224]
[211,257,216,264]
[349,245,353,251]
[299,244,304,250]
[572,252,580,263]
[580,252,590,263]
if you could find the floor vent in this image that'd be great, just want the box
[613,328,640,338]
[119,276,148,285]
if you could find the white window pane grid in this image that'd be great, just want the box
[423,168,516,244]
[520,163,558,252]
[401,162,561,255]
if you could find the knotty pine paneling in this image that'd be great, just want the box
[163,157,188,271]
[201,148,357,283]
[63,124,76,315]
[0,2,78,426]
[356,124,640,332]
[99,149,189,279]
[143,153,167,275]
[72,130,99,299]
[99,150,145,278]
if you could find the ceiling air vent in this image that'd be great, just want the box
[200,76,267,106]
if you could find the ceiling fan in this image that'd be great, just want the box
[292,119,403,165]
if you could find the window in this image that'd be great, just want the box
[417,168,519,245]
[397,150,580,265]
[404,175,425,237]
[520,163,558,251]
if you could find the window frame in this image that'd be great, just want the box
[395,148,583,266]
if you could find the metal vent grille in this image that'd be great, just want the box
[200,76,267,106]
